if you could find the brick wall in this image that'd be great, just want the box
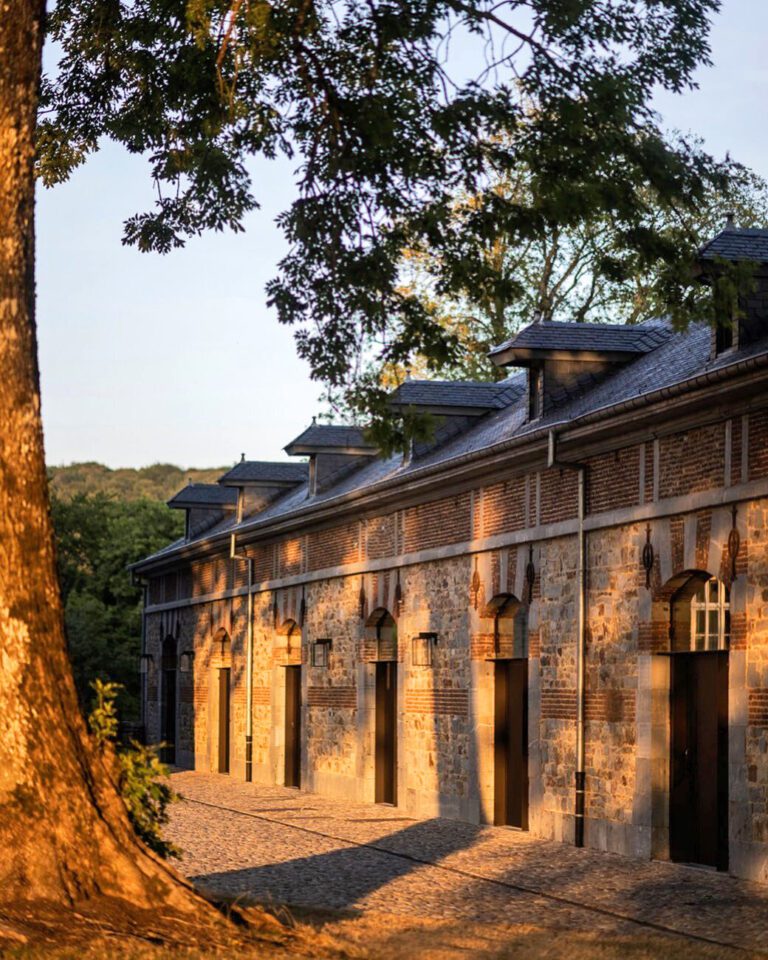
[249,544,274,584]
[403,493,471,553]
[749,409,768,481]
[404,688,469,717]
[366,513,397,559]
[540,468,578,525]
[308,523,360,571]
[643,440,654,503]
[540,689,577,719]
[748,689,768,726]
[584,690,636,723]
[191,560,214,597]
[587,447,640,515]
[278,537,303,577]
[659,423,725,498]
[731,417,743,486]
[481,478,526,538]
[307,686,357,708]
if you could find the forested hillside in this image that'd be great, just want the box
[48,462,227,720]
[48,461,228,501]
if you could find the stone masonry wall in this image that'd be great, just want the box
[302,576,361,797]
[398,556,473,820]
[140,403,768,884]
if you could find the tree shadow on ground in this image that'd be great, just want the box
[190,817,485,913]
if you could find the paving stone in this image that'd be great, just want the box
[166,772,768,952]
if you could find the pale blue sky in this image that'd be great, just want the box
[37,1,768,469]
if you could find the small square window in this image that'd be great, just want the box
[411,633,438,666]
[311,639,332,667]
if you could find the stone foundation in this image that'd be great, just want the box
[142,495,768,884]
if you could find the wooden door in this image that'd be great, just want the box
[160,667,176,765]
[375,661,397,804]
[284,666,301,788]
[670,652,728,869]
[217,667,231,774]
[494,659,528,828]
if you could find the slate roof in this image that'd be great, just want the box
[284,423,377,454]
[135,317,768,572]
[699,227,768,263]
[218,460,308,486]
[388,379,524,410]
[490,319,671,361]
[167,483,238,509]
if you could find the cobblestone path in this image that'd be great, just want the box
[167,772,768,955]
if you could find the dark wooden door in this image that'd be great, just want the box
[160,668,176,765]
[670,652,728,869]
[494,659,528,828]
[217,667,231,774]
[284,666,301,788]
[375,662,397,804]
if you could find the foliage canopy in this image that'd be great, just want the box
[394,163,768,382]
[52,491,184,716]
[42,0,741,446]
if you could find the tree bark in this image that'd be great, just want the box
[0,0,212,919]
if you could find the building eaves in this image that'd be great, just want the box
[698,227,768,264]
[284,423,377,456]
[388,379,524,412]
[489,319,671,365]
[218,460,308,486]
[167,483,238,509]
[134,324,768,573]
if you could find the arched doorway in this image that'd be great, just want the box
[667,571,729,869]
[481,594,528,829]
[213,628,231,775]
[278,619,302,788]
[366,608,398,805]
[160,636,177,765]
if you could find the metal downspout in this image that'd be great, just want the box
[575,466,586,847]
[548,431,587,848]
[245,557,253,782]
[231,532,254,782]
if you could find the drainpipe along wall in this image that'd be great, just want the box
[231,533,254,782]
[244,557,253,782]
[548,431,587,848]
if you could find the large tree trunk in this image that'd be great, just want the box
[0,1,211,920]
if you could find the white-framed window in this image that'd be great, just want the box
[689,577,730,651]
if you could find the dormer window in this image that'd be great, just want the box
[284,422,378,498]
[715,319,735,356]
[528,367,542,421]
[489,319,671,419]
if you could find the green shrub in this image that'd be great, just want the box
[88,680,180,859]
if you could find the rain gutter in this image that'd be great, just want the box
[131,349,768,574]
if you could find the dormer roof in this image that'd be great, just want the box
[490,320,670,367]
[699,227,768,264]
[218,460,308,487]
[388,378,524,415]
[284,423,377,457]
[167,483,238,510]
